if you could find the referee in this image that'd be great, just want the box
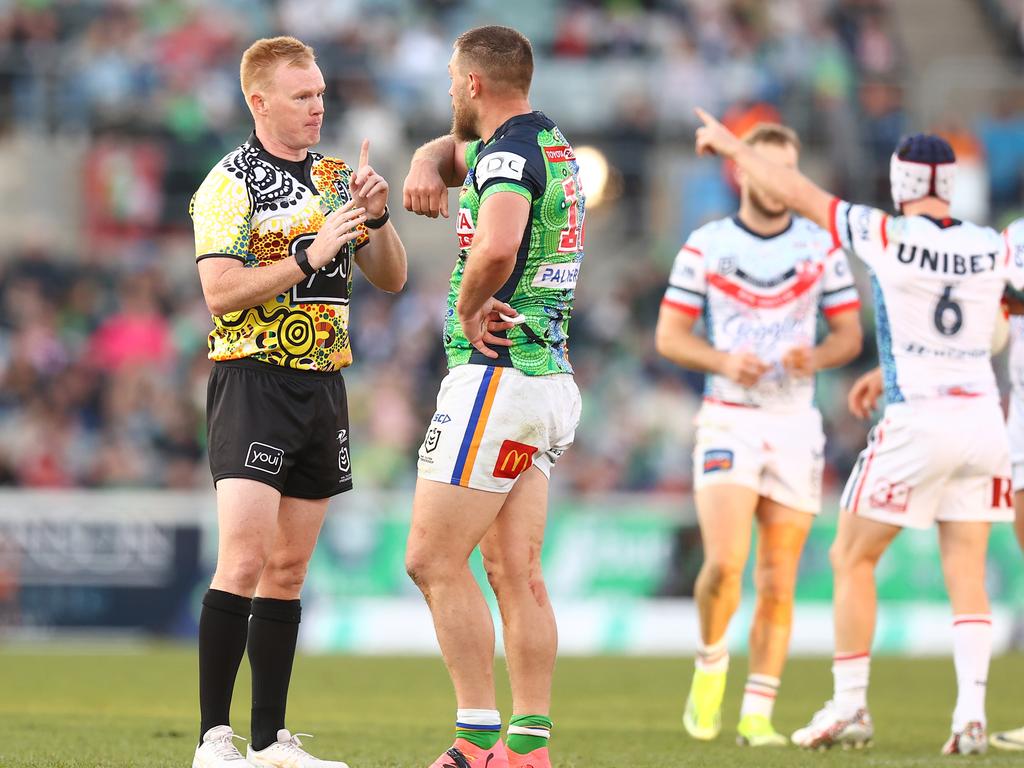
[189,36,406,768]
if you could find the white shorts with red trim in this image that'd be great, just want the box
[692,401,825,514]
[841,398,1014,528]
[1007,391,1024,491]
[416,364,581,493]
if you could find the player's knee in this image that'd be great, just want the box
[405,548,449,590]
[829,539,869,573]
[702,558,744,593]
[754,582,795,625]
[482,552,539,599]
[482,555,509,594]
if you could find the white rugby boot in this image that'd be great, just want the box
[193,725,249,767]
[792,700,874,750]
[247,729,349,768]
[942,721,987,755]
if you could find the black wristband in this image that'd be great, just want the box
[365,205,390,230]
[294,247,316,277]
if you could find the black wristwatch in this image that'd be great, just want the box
[365,205,390,230]
[294,247,316,277]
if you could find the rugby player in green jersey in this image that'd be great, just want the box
[402,25,585,768]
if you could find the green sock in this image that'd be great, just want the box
[506,714,552,755]
[455,709,501,749]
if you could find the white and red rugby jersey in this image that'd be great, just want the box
[663,215,859,409]
[831,198,1024,403]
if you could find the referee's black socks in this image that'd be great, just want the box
[198,589,252,746]
[248,596,302,752]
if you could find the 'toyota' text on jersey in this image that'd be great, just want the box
[447,111,585,376]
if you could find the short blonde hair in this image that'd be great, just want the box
[240,36,316,98]
[741,122,801,152]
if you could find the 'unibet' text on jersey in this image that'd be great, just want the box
[663,215,860,409]
[446,111,585,376]
[830,199,1023,402]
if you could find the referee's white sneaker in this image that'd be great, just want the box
[193,725,249,767]
[247,729,349,768]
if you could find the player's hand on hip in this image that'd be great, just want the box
[351,139,388,219]
[848,367,884,419]
[306,200,367,269]
[694,107,742,159]
[403,157,450,219]
[722,351,770,388]
[459,297,516,359]
[781,346,817,377]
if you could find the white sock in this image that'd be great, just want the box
[696,636,729,673]
[832,652,870,717]
[456,708,501,741]
[740,674,780,720]
[951,615,992,731]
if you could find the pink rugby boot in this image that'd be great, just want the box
[507,746,551,768]
[428,738,509,768]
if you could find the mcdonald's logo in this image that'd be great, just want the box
[493,439,538,479]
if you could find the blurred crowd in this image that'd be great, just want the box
[0,0,1021,497]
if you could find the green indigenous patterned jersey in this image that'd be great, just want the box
[446,111,585,376]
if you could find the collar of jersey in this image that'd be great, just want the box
[484,110,548,145]
[245,130,316,183]
[730,214,794,241]
[920,214,962,229]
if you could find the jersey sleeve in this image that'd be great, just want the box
[474,139,545,204]
[829,197,890,268]
[662,231,707,317]
[820,241,860,317]
[190,166,252,262]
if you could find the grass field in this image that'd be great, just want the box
[1,646,1023,767]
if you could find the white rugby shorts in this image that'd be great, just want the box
[1008,391,1024,491]
[841,397,1014,528]
[417,364,581,493]
[692,400,825,514]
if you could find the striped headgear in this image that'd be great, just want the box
[889,133,956,210]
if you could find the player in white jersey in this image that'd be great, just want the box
[695,110,1022,755]
[656,123,863,747]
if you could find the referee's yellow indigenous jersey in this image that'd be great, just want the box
[190,132,369,372]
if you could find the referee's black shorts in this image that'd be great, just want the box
[206,358,353,499]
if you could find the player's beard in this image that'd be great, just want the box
[451,94,479,142]
[748,185,788,220]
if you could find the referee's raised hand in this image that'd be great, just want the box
[351,139,389,218]
[306,200,367,269]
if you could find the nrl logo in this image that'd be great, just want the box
[424,427,442,453]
